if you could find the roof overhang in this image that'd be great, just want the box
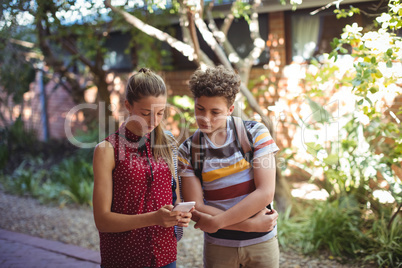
[211,0,377,15]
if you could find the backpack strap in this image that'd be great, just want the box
[232,116,272,210]
[231,116,254,164]
[190,129,204,186]
[165,131,184,241]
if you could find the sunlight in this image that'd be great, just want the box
[373,190,395,203]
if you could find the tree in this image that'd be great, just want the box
[105,0,271,124]
[284,0,401,224]
[1,0,113,132]
[105,0,297,211]
[0,26,36,124]
[329,0,402,223]
[1,0,167,134]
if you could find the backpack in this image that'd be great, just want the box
[189,116,272,210]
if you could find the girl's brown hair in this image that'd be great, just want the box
[126,68,176,177]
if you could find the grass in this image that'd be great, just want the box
[278,197,401,267]
[1,150,94,206]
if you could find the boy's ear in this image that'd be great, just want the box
[228,105,235,115]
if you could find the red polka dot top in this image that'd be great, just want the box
[100,124,177,268]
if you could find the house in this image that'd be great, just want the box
[1,0,389,148]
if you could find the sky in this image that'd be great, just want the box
[0,0,143,29]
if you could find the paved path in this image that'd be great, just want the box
[0,229,100,268]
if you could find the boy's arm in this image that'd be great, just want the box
[193,153,276,233]
[182,173,278,233]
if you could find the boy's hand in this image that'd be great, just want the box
[248,208,278,232]
[192,210,222,233]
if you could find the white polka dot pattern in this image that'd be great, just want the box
[99,126,177,268]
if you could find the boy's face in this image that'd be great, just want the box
[195,96,234,135]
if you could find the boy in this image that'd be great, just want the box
[178,66,279,268]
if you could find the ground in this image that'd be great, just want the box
[0,189,375,267]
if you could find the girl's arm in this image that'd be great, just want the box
[192,153,276,233]
[93,141,189,233]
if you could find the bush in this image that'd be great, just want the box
[1,158,45,197]
[278,198,401,266]
[300,196,367,258]
[0,117,37,170]
[364,215,402,267]
[0,150,93,206]
[50,155,94,206]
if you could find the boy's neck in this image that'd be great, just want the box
[205,124,228,147]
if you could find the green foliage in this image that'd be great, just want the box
[282,1,402,265]
[0,150,93,206]
[1,158,46,197]
[0,22,36,109]
[51,155,94,206]
[365,215,402,267]
[169,95,196,131]
[277,205,306,250]
[301,197,366,258]
[0,117,37,169]
[279,199,401,266]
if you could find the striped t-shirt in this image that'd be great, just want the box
[178,117,279,247]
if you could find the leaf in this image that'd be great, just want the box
[324,154,339,166]
[375,70,383,78]
[306,98,332,124]
[305,142,323,158]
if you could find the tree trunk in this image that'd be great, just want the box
[106,0,293,212]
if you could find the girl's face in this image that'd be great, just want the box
[125,95,167,136]
[195,96,234,135]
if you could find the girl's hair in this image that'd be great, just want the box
[189,65,241,107]
[126,68,176,177]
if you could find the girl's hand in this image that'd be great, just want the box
[154,205,181,228]
[176,207,194,228]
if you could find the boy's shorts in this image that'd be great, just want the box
[203,235,279,268]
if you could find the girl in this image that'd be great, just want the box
[93,68,192,268]
[178,66,280,268]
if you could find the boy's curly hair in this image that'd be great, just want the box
[189,65,241,107]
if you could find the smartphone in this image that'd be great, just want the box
[173,201,196,212]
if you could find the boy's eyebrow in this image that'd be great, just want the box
[196,104,222,111]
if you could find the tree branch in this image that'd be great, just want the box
[221,1,236,36]
[36,19,86,104]
[244,0,265,69]
[206,3,242,69]
[61,38,95,71]
[187,11,202,64]
[388,203,402,230]
[194,13,231,68]
[310,0,344,15]
[105,0,196,63]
